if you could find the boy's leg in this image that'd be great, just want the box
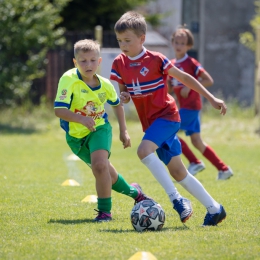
[190,133,233,179]
[139,140,182,202]
[167,155,220,213]
[179,136,201,164]
[91,150,112,222]
[167,155,226,226]
[179,136,205,176]
[109,162,153,203]
[139,120,183,203]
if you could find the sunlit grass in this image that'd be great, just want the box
[0,102,259,259]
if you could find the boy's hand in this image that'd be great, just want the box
[210,97,227,115]
[120,130,131,149]
[120,91,131,103]
[180,86,190,98]
[80,116,96,132]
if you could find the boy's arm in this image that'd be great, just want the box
[176,70,214,98]
[54,108,96,132]
[199,71,214,88]
[168,66,227,115]
[117,83,131,104]
[111,104,131,149]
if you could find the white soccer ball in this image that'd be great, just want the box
[130,199,165,232]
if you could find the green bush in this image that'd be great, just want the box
[0,0,70,106]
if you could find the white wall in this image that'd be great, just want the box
[145,0,182,59]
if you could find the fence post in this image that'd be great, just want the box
[95,25,103,75]
[255,27,260,115]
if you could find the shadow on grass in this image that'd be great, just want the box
[48,218,93,224]
[99,226,190,233]
[0,123,38,135]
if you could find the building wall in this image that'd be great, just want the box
[152,0,256,105]
[203,0,255,105]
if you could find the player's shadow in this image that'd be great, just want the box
[99,226,190,233]
[48,218,94,224]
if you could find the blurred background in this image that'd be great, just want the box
[0,0,259,111]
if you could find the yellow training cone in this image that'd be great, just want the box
[81,195,98,203]
[128,252,157,260]
[61,179,80,186]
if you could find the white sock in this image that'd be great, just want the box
[141,153,181,202]
[178,173,220,214]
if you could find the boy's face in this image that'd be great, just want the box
[73,50,101,80]
[172,34,191,58]
[116,29,145,57]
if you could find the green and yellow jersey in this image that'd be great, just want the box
[54,68,119,138]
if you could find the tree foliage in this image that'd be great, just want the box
[240,0,260,51]
[60,0,153,30]
[0,0,70,106]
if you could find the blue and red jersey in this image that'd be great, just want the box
[169,54,205,110]
[110,48,180,132]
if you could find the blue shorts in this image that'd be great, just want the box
[179,109,201,136]
[143,118,181,165]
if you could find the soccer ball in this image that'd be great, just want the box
[130,199,165,232]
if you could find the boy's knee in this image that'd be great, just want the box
[137,146,150,160]
[92,160,107,173]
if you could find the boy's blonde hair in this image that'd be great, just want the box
[114,11,147,36]
[74,39,100,58]
[171,26,194,47]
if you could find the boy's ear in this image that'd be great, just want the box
[73,58,77,67]
[98,57,102,65]
[140,34,146,44]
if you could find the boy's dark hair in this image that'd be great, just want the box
[171,25,194,47]
[74,39,100,58]
[114,11,147,36]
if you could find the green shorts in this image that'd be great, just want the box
[66,122,112,166]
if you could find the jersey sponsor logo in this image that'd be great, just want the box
[75,109,87,116]
[59,95,67,100]
[130,62,141,67]
[132,78,142,95]
[75,101,105,120]
[61,89,67,95]
[140,67,149,76]
[81,89,88,93]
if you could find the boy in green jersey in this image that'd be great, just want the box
[54,39,152,222]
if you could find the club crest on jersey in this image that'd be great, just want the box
[98,92,106,103]
[130,62,141,67]
[140,67,149,76]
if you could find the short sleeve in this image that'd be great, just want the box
[54,76,73,109]
[110,58,124,85]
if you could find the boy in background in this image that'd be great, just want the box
[168,26,233,180]
[54,39,152,222]
[110,11,227,226]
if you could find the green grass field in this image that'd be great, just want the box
[0,104,260,260]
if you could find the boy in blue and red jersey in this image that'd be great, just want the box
[110,11,227,226]
[168,27,233,180]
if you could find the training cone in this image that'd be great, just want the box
[128,252,157,260]
[61,179,80,186]
[67,154,80,161]
[81,195,98,203]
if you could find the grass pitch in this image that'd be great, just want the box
[0,103,259,259]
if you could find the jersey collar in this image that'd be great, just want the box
[127,47,147,61]
[76,68,101,90]
[175,53,189,63]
